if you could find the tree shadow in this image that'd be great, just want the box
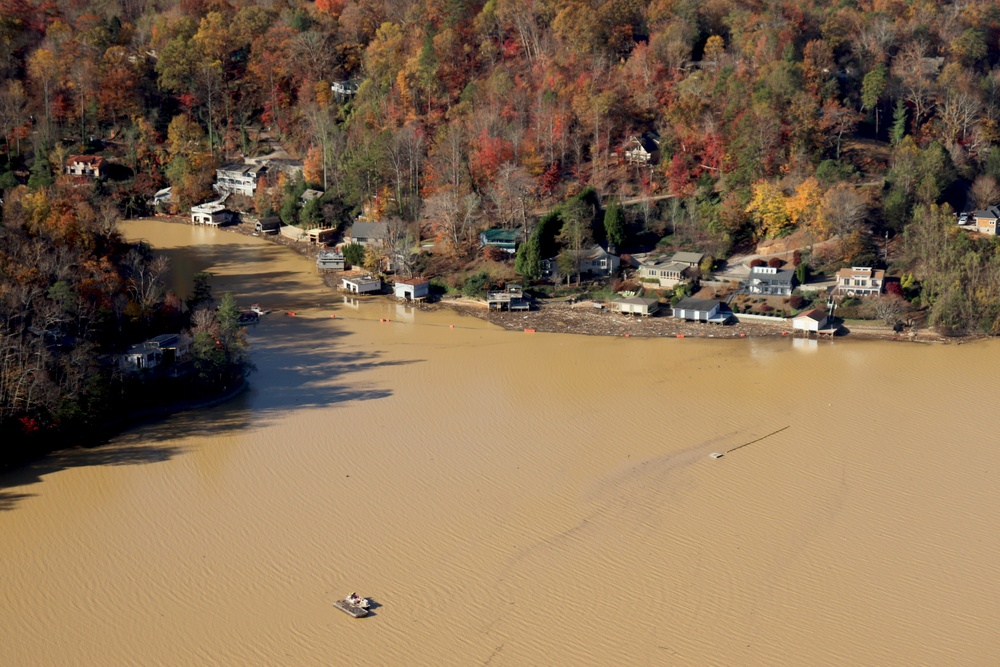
[0,311,419,509]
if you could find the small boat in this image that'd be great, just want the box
[333,593,371,618]
[709,452,724,459]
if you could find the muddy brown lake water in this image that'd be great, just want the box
[2,221,999,666]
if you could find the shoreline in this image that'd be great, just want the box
[143,216,986,345]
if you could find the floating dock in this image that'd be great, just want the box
[333,599,369,618]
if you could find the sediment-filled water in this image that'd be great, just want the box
[2,221,998,666]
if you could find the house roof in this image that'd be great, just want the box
[793,309,827,322]
[748,266,795,283]
[584,244,615,260]
[626,133,660,153]
[671,251,705,265]
[258,216,281,226]
[836,266,885,280]
[481,228,521,243]
[67,155,106,166]
[973,206,1000,221]
[349,221,388,239]
[343,275,381,286]
[674,297,722,311]
[301,189,323,201]
[638,254,686,270]
[614,297,659,306]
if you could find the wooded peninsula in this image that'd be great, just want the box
[4,0,1000,461]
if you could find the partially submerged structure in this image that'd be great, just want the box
[341,275,382,294]
[487,284,530,310]
[394,277,430,301]
[191,201,234,226]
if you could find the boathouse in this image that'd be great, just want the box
[342,275,382,294]
[395,277,430,301]
[611,297,660,316]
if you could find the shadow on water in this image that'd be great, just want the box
[0,288,421,510]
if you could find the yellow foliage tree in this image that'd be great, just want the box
[785,177,823,228]
[746,181,792,238]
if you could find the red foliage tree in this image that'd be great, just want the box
[885,280,904,297]
[767,257,784,268]
[750,258,765,267]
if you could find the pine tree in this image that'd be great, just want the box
[603,198,625,249]
[890,100,907,146]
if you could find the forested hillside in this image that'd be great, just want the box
[3,0,1000,450]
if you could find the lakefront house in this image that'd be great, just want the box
[834,267,885,297]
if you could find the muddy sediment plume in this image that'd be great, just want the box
[2,222,999,665]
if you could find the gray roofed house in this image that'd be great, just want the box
[300,189,324,206]
[346,221,389,246]
[672,297,729,323]
[973,206,1000,235]
[671,251,705,267]
[637,254,693,288]
[745,266,795,296]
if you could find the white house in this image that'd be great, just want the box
[624,133,661,165]
[834,266,885,296]
[214,162,268,197]
[341,275,382,294]
[395,277,430,301]
[745,266,795,296]
[791,309,829,333]
[65,155,107,178]
[331,80,361,97]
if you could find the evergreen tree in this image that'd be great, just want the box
[603,198,625,248]
[890,100,907,146]
[515,234,541,281]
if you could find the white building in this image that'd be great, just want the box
[394,278,430,301]
[191,201,233,226]
[341,276,382,294]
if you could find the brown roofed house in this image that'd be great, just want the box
[65,155,107,179]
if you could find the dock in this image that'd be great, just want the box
[333,599,369,618]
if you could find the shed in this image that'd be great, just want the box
[395,277,430,301]
[342,275,382,294]
[791,309,830,333]
[672,297,728,323]
[612,297,660,316]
